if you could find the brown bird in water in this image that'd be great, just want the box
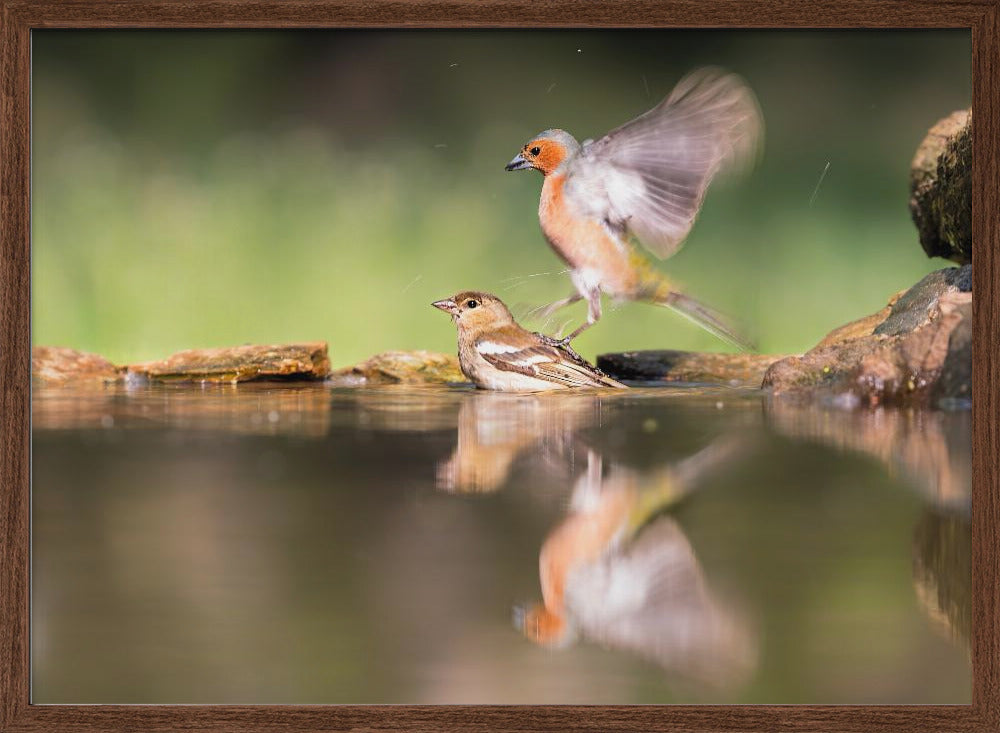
[432,291,626,391]
[505,67,762,348]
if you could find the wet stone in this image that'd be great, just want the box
[127,342,331,383]
[328,350,466,386]
[32,346,121,383]
[763,268,971,407]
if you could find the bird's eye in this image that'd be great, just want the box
[530,146,541,156]
[466,299,479,309]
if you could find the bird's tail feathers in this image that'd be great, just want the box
[626,435,750,536]
[657,290,756,352]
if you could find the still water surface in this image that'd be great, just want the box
[32,382,970,703]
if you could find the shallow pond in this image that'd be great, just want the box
[32,382,971,704]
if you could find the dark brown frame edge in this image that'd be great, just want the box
[1,1,997,731]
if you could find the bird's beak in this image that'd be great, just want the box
[505,152,532,171]
[432,298,459,315]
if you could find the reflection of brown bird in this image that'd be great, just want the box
[506,68,761,347]
[436,392,601,494]
[432,291,626,391]
[516,443,756,687]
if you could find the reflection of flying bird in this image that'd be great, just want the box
[506,68,762,348]
[517,442,756,688]
[432,291,626,391]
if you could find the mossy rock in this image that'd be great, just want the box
[910,109,971,264]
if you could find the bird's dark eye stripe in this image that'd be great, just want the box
[530,146,541,156]
[466,299,479,308]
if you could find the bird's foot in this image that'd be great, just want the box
[535,332,586,364]
[535,331,572,348]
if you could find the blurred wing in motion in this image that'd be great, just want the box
[565,68,763,259]
[566,516,758,688]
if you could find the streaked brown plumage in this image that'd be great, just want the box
[432,291,627,391]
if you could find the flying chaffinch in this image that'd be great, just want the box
[432,291,627,391]
[505,67,763,348]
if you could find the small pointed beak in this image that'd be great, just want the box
[505,152,531,171]
[432,298,458,315]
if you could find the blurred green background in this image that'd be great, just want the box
[32,30,971,366]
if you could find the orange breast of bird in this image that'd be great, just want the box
[537,488,636,616]
[538,173,640,295]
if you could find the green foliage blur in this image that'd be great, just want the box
[32,30,971,366]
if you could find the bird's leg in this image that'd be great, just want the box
[569,449,605,514]
[560,288,602,344]
[532,291,582,323]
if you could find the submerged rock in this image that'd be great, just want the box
[597,350,783,386]
[910,109,971,264]
[127,342,331,383]
[762,266,971,406]
[329,350,466,386]
[32,346,120,383]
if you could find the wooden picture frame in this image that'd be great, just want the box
[2,1,997,731]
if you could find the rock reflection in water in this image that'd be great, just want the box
[912,510,971,650]
[765,401,970,510]
[514,441,757,689]
[766,399,971,650]
[33,382,335,437]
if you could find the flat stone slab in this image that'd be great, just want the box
[32,346,121,383]
[127,342,331,383]
[328,350,466,386]
[597,350,784,386]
